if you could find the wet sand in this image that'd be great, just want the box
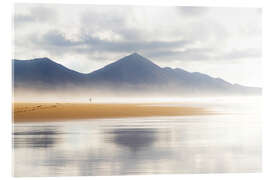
[13,102,209,123]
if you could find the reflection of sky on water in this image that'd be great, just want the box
[13,97,261,176]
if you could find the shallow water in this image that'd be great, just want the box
[13,97,261,176]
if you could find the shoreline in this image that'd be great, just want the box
[13,102,210,123]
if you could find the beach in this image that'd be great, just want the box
[13,97,261,176]
[13,102,208,122]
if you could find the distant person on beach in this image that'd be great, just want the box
[89,98,92,103]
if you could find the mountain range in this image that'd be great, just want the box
[13,53,261,96]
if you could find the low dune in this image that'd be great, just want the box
[13,102,209,123]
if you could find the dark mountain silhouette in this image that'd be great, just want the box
[13,57,88,89]
[88,53,167,84]
[12,53,261,95]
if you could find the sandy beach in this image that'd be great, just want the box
[13,102,209,123]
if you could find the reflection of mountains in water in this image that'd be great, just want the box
[13,53,261,95]
[13,128,64,149]
[108,128,157,152]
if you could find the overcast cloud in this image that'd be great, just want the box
[14,4,262,86]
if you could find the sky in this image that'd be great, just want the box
[14,4,262,87]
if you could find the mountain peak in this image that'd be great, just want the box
[120,52,156,64]
[33,57,53,62]
[13,57,52,62]
[88,53,163,83]
[128,52,142,57]
[96,53,160,71]
[123,52,147,60]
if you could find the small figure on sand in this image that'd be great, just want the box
[89,98,92,103]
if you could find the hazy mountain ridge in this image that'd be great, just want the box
[13,53,261,96]
[88,53,167,84]
[13,57,89,89]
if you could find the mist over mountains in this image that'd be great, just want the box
[13,53,261,97]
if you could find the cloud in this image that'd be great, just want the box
[176,6,209,17]
[14,6,57,26]
[42,30,80,47]
[14,14,35,24]
[14,5,260,62]
[29,28,260,64]
[80,9,143,41]
[220,48,261,60]
[146,48,261,62]
[29,29,191,57]
[29,6,57,21]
